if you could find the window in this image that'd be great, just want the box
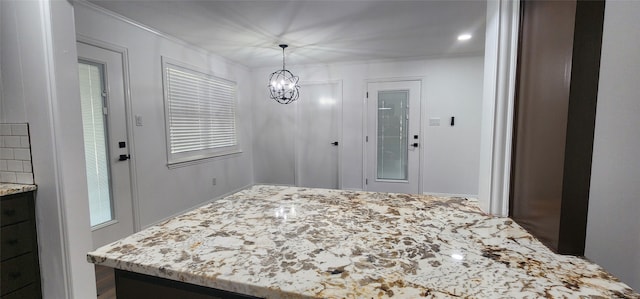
[162,58,239,166]
[78,61,114,226]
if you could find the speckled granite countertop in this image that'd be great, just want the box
[88,185,638,298]
[0,183,37,196]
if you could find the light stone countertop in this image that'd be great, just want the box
[88,185,638,298]
[0,183,37,197]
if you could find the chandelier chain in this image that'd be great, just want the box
[282,46,286,70]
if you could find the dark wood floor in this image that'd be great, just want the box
[95,265,116,299]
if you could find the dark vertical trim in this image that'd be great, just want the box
[508,0,528,218]
[509,0,578,252]
[558,0,606,255]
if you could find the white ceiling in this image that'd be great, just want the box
[87,0,487,68]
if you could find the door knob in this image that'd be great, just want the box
[119,154,131,161]
[331,141,339,146]
[411,143,419,148]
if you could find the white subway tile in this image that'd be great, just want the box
[0,160,6,171]
[11,124,28,136]
[23,161,32,173]
[0,124,11,135]
[14,148,31,161]
[7,160,23,172]
[4,136,20,148]
[20,136,30,148]
[15,173,33,184]
[0,172,17,183]
[0,136,4,147]
[0,148,13,159]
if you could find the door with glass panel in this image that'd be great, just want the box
[77,42,134,249]
[366,81,421,194]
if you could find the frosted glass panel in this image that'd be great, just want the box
[78,62,113,227]
[377,90,409,180]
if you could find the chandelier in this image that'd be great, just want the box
[268,44,300,104]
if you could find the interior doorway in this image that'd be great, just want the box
[77,41,135,249]
[365,80,421,194]
[295,81,342,189]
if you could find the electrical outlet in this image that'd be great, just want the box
[212,178,217,186]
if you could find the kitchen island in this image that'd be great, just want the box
[88,185,638,298]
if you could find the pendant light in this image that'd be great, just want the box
[268,44,300,104]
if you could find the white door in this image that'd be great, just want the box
[296,82,341,189]
[366,81,421,194]
[77,42,135,248]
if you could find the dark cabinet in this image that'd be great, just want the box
[1,191,42,298]
[510,0,606,255]
[115,269,262,299]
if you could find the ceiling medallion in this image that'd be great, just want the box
[268,44,300,104]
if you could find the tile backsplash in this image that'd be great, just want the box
[0,123,34,184]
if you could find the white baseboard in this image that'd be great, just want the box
[254,183,294,187]
[423,192,478,201]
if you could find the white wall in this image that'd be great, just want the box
[74,2,254,228]
[0,0,3,112]
[1,0,96,297]
[585,0,640,291]
[1,1,255,298]
[252,56,484,196]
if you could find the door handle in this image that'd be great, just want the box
[331,141,339,146]
[119,154,131,161]
[411,143,419,148]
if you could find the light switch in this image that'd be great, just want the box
[135,115,143,126]
[429,117,441,126]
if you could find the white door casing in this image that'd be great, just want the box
[366,80,421,194]
[295,81,342,189]
[77,41,135,248]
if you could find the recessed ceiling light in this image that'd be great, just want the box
[457,34,472,41]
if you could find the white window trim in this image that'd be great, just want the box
[161,57,241,168]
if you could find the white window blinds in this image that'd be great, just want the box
[163,59,239,165]
[78,62,114,226]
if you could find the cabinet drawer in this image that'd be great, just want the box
[1,194,31,227]
[1,253,37,295]
[1,283,41,299]
[1,221,34,261]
